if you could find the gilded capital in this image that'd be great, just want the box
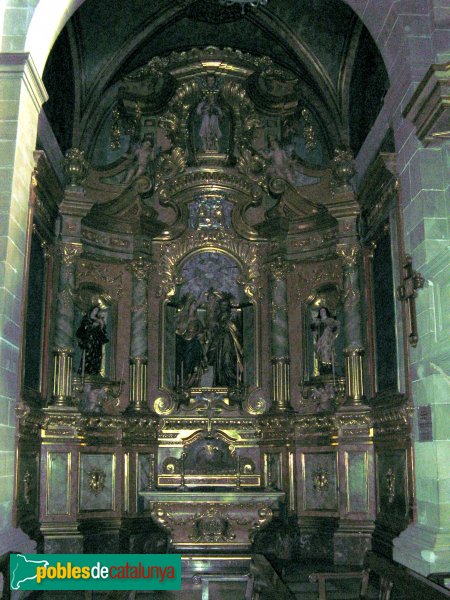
[128,256,152,281]
[60,243,82,266]
[269,256,292,280]
[130,355,148,365]
[337,243,361,268]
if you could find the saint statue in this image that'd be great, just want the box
[76,305,109,377]
[197,96,223,152]
[310,306,340,376]
[206,291,243,387]
[175,294,206,387]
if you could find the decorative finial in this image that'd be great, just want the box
[62,148,89,187]
[331,147,355,187]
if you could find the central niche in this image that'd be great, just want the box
[163,251,255,392]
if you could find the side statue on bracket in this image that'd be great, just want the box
[76,305,109,377]
[310,306,340,376]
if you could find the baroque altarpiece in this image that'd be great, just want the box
[16,48,414,565]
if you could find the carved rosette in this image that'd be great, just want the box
[246,395,268,415]
[312,466,329,492]
[88,468,106,495]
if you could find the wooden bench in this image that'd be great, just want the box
[309,551,450,600]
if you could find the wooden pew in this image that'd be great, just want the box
[309,551,450,600]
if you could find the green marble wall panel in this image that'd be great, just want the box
[23,232,45,391]
[377,450,408,519]
[17,450,39,526]
[345,451,368,514]
[47,452,70,515]
[79,453,115,512]
[137,452,155,513]
[264,452,282,491]
[243,303,255,386]
[164,304,176,389]
[302,452,338,512]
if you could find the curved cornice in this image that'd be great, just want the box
[77,4,347,151]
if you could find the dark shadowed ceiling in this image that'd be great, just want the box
[42,0,389,160]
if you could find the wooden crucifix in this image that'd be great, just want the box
[397,255,425,347]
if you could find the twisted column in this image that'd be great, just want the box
[269,258,292,412]
[52,243,81,406]
[337,243,365,405]
[126,256,151,413]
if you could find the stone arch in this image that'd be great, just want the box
[17,0,430,80]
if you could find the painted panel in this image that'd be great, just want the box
[47,452,70,515]
[302,452,338,512]
[79,453,115,512]
[345,451,368,514]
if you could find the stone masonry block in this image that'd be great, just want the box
[3,8,32,37]
[409,148,445,198]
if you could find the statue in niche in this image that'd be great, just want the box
[123,132,157,184]
[206,291,243,387]
[310,306,340,376]
[76,305,109,377]
[175,294,206,387]
[197,95,223,152]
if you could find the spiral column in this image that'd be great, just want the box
[52,243,81,406]
[337,243,365,405]
[126,256,152,413]
[269,258,292,412]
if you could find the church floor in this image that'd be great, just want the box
[28,561,372,600]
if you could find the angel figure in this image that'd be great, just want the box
[123,133,156,184]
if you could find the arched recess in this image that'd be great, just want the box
[161,246,260,392]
